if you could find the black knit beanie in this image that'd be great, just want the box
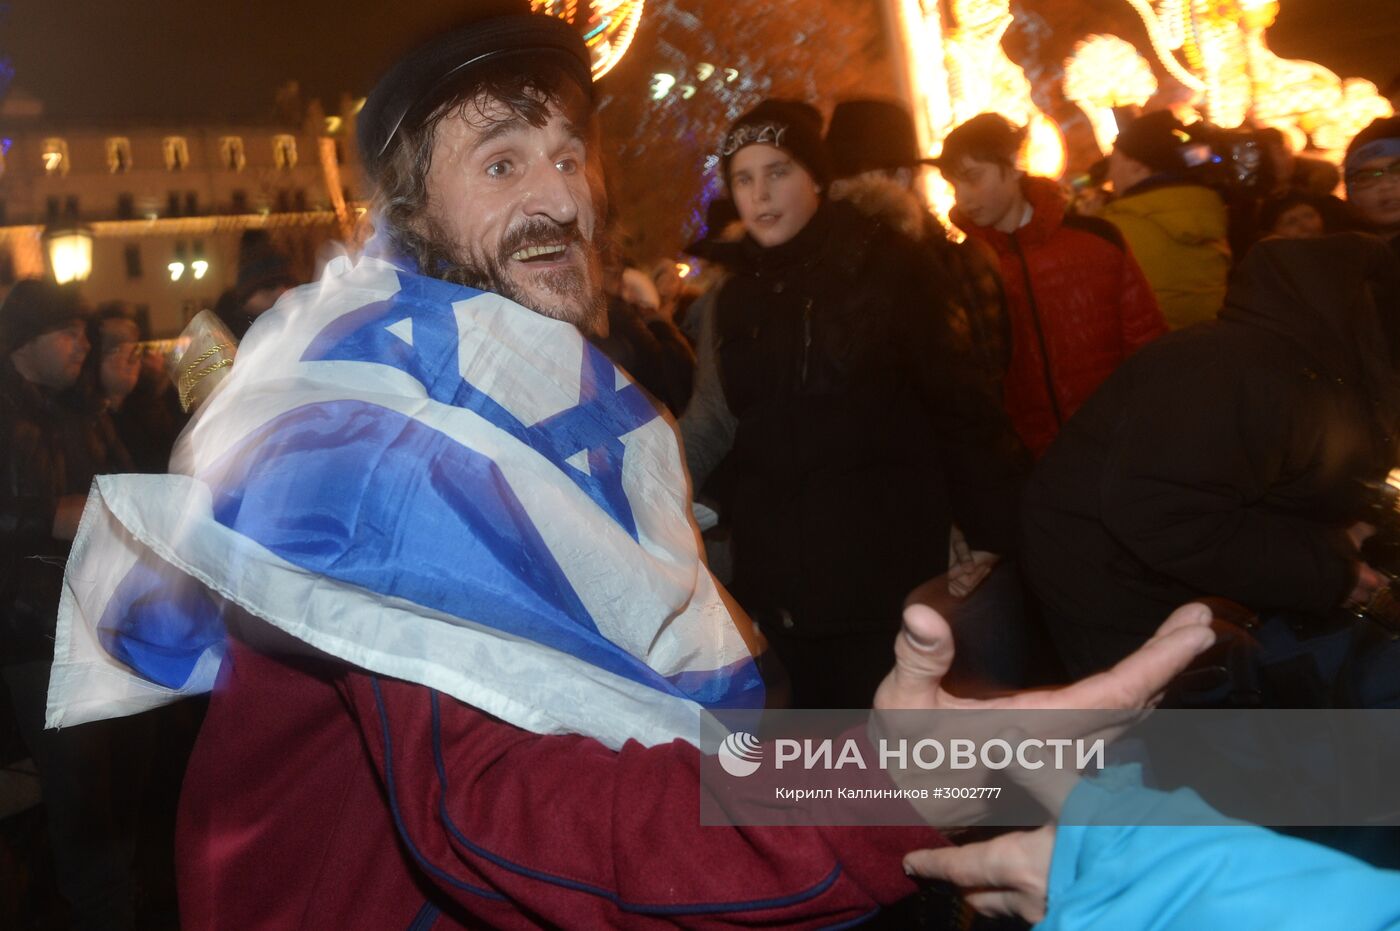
[720,99,831,188]
[0,279,86,353]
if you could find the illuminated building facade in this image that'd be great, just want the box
[0,92,365,336]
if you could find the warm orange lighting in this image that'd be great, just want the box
[531,0,644,79]
[45,227,93,284]
[675,262,692,279]
[1123,0,1391,162]
[1064,36,1159,154]
[889,0,1394,217]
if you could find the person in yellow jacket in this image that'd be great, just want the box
[1101,112,1232,330]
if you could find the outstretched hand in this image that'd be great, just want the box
[875,599,1216,714]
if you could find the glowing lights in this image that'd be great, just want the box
[890,0,1394,222]
[1117,0,1392,162]
[652,64,742,103]
[42,138,68,175]
[45,227,93,285]
[675,262,692,279]
[1063,36,1159,154]
[531,0,644,80]
[892,0,1067,220]
[191,259,209,280]
[168,261,185,282]
[324,116,343,134]
[651,73,676,100]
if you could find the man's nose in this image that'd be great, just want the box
[521,163,581,225]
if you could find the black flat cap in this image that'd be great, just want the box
[826,99,935,178]
[357,3,593,181]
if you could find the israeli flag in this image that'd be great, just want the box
[46,244,763,749]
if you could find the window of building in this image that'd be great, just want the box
[63,195,79,218]
[116,193,134,219]
[167,191,181,217]
[220,136,246,171]
[46,196,60,220]
[274,189,290,213]
[106,137,132,173]
[0,250,14,286]
[231,189,248,213]
[124,243,143,280]
[163,136,190,171]
[272,134,297,170]
[185,191,199,215]
[42,138,69,175]
[293,188,307,212]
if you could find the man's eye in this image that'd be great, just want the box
[770,166,788,178]
[556,157,579,175]
[486,161,512,178]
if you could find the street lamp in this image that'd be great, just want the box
[43,224,94,285]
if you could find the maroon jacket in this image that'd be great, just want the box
[955,178,1166,457]
[177,628,944,929]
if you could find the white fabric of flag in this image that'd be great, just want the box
[46,246,762,749]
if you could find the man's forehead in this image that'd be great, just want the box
[442,93,589,148]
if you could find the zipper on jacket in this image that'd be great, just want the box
[1008,234,1064,427]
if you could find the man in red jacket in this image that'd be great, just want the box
[938,114,1167,457]
[165,10,1215,929]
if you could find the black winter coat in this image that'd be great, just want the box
[713,200,1027,639]
[1023,234,1400,676]
[1,360,131,662]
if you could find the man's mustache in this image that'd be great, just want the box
[499,219,584,262]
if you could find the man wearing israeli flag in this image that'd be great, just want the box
[44,3,1216,927]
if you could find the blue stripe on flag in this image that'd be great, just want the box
[664,656,767,709]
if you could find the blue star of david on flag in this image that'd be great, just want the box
[300,271,659,538]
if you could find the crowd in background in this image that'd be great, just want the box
[2,74,1400,927]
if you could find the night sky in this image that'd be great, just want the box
[3,0,1397,121]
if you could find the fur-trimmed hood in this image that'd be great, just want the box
[828,174,931,242]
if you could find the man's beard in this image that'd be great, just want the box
[426,216,608,339]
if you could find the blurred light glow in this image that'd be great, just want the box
[1063,36,1159,154]
[676,262,692,278]
[531,0,644,79]
[168,261,185,282]
[192,259,209,280]
[46,229,92,284]
[696,62,715,81]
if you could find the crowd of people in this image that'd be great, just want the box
[3,2,1400,928]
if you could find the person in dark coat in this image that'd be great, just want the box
[0,280,149,930]
[681,100,1028,708]
[1022,233,1400,677]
